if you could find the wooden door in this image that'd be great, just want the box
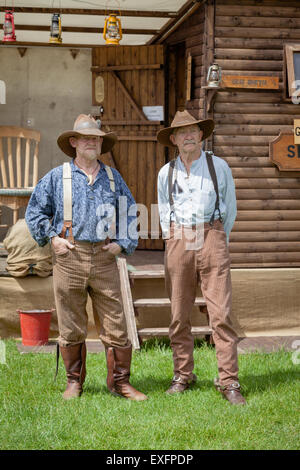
[168,42,187,122]
[91,45,165,250]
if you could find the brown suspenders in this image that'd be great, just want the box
[167,151,223,225]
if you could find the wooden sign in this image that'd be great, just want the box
[221,75,279,90]
[94,75,104,104]
[294,119,300,145]
[269,131,300,171]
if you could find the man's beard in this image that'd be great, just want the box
[83,150,100,161]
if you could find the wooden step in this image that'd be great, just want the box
[129,269,165,279]
[138,326,212,337]
[133,297,206,308]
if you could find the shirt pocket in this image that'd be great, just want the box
[200,189,216,214]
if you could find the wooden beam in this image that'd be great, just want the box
[0,24,158,35]
[117,258,140,351]
[111,71,148,122]
[91,64,162,72]
[0,41,94,49]
[148,0,205,45]
[117,136,157,141]
[101,120,161,125]
[0,7,177,18]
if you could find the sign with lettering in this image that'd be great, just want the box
[294,119,300,144]
[269,131,300,171]
[221,75,279,90]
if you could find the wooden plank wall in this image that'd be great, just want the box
[164,0,300,267]
[214,0,300,267]
[164,7,206,119]
[92,46,165,250]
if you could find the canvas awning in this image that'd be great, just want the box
[0,0,200,46]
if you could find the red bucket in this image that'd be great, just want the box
[17,309,54,346]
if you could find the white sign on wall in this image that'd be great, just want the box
[142,106,164,121]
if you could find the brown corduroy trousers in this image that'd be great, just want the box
[52,241,128,348]
[165,220,239,387]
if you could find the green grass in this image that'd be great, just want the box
[0,339,299,450]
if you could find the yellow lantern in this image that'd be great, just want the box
[103,13,122,45]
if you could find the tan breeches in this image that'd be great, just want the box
[52,241,128,348]
[165,220,239,387]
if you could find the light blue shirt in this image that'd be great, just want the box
[157,150,237,243]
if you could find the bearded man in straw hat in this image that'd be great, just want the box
[25,114,147,402]
[157,110,246,405]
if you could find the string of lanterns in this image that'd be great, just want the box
[2,1,123,45]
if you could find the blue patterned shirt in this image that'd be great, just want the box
[25,159,138,255]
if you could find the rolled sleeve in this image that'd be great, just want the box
[25,172,57,247]
[157,166,171,239]
[112,169,138,255]
[221,163,237,243]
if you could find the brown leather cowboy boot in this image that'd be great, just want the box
[60,342,86,400]
[166,374,197,395]
[214,378,246,405]
[105,344,148,401]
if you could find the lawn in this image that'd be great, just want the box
[0,339,299,450]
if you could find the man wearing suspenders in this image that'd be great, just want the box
[25,114,147,401]
[157,110,246,405]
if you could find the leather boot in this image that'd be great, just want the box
[105,344,148,401]
[214,377,246,405]
[166,374,197,395]
[60,342,86,400]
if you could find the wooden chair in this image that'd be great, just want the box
[0,126,40,228]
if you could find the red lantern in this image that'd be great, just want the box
[3,10,16,42]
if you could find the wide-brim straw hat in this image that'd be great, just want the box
[157,110,214,147]
[57,114,117,158]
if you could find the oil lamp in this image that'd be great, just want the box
[49,13,62,44]
[103,13,122,45]
[3,10,16,42]
[207,63,222,88]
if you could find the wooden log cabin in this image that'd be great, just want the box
[1,0,299,341]
[91,0,300,270]
[160,0,300,269]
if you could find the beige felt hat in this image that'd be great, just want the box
[57,114,117,158]
[157,110,214,147]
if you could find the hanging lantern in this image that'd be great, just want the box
[3,10,16,42]
[49,13,62,44]
[206,63,222,88]
[103,13,122,45]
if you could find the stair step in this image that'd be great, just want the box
[138,326,212,337]
[129,269,165,279]
[133,297,206,308]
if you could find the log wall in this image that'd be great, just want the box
[214,0,300,267]
[164,0,300,268]
[164,6,206,119]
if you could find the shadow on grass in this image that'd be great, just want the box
[240,369,300,395]
[140,337,213,351]
[83,369,299,400]
[57,338,299,398]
